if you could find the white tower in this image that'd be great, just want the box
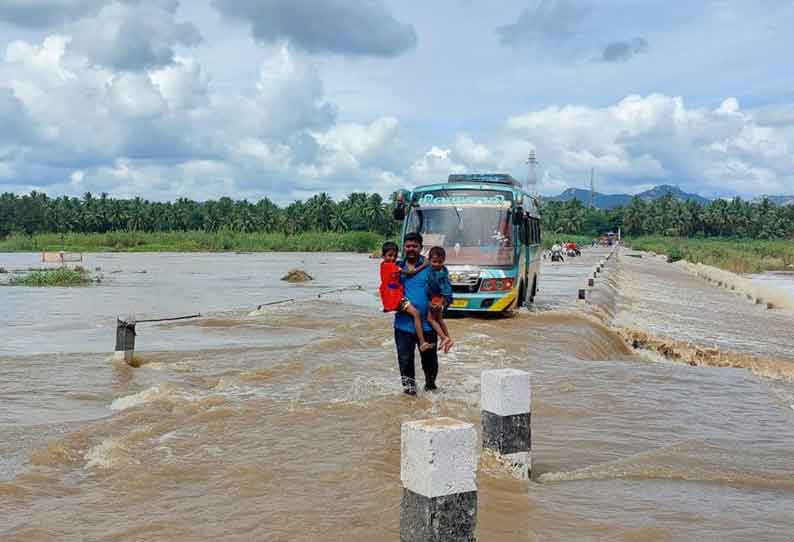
[526,150,538,195]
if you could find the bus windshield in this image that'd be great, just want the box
[405,204,514,266]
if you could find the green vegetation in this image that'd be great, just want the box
[0,230,384,253]
[8,267,92,287]
[0,191,395,238]
[0,190,395,253]
[3,190,793,261]
[543,194,794,239]
[629,236,794,273]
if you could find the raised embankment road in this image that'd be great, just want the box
[534,246,616,309]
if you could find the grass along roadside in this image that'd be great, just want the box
[0,231,386,253]
[1,230,591,254]
[628,236,794,274]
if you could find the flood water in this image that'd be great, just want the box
[751,271,794,297]
[2,250,793,541]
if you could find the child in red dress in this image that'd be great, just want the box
[379,241,432,352]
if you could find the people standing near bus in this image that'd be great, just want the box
[426,246,454,353]
[394,232,439,396]
[379,241,433,353]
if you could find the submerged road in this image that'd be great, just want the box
[534,246,615,309]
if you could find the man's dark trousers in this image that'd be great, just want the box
[395,328,438,392]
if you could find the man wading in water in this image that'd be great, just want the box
[395,232,439,396]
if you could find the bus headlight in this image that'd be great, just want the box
[480,278,514,292]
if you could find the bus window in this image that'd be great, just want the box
[528,217,540,244]
[404,205,515,266]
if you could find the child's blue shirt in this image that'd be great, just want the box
[427,266,453,305]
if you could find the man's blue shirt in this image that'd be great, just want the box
[394,257,432,333]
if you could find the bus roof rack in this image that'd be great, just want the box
[447,173,521,187]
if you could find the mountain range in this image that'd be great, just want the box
[759,195,794,206]
[547,184,793,209]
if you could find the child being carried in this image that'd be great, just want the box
[379,241,433,352]
[426,246,454,353]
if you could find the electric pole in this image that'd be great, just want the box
[589,168,596,209]
[526,150,538,195]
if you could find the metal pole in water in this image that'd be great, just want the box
[481,369,532,480]
[114,318,136,363]
[400,418,478,542]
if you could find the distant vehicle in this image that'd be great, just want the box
[393,174,541,313]
[564,242,580,257]
[599,232,618,246]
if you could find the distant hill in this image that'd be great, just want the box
[548,188,632,209]
[636,185,711,205]
[547,184,709,209]
[757,195,794,206]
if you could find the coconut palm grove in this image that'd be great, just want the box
[2,190,794,241]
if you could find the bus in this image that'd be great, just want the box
[393,174,542,313]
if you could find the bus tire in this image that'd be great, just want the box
[517,280,526,309]
[528,276,537,304]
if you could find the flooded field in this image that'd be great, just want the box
[2,250,794,541]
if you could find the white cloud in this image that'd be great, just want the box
[150,56,209,111]
[476,94,794,196]
[68,0,201,71]
[408,147,466,183]
[454,135,492,166]
[212,0,416,57]
[315,116,399,163]
[496,0,591,49]
[2,1,794,203]
[249,45,335,137]
[106,72,167,119]
[0,0,109,27]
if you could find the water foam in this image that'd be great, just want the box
[84,438,132,470]
[110,386,166,411]
[618,327,794,382]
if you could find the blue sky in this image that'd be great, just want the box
[0,0,793,202]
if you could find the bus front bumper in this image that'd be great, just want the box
[446,288,519,313]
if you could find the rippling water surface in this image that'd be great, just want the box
[1,250,793,541]
[751,270,794,296]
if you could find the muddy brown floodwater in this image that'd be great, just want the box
[1,250,793,541]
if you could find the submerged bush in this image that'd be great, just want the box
[9,267,92,287]
[666,246,684,263]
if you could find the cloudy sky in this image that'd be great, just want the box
[1,0,793,203]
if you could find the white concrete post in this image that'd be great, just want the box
[401,418,478,542]
[481,369,532,480]
[114,318,135,363]
[588,277,595,287]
